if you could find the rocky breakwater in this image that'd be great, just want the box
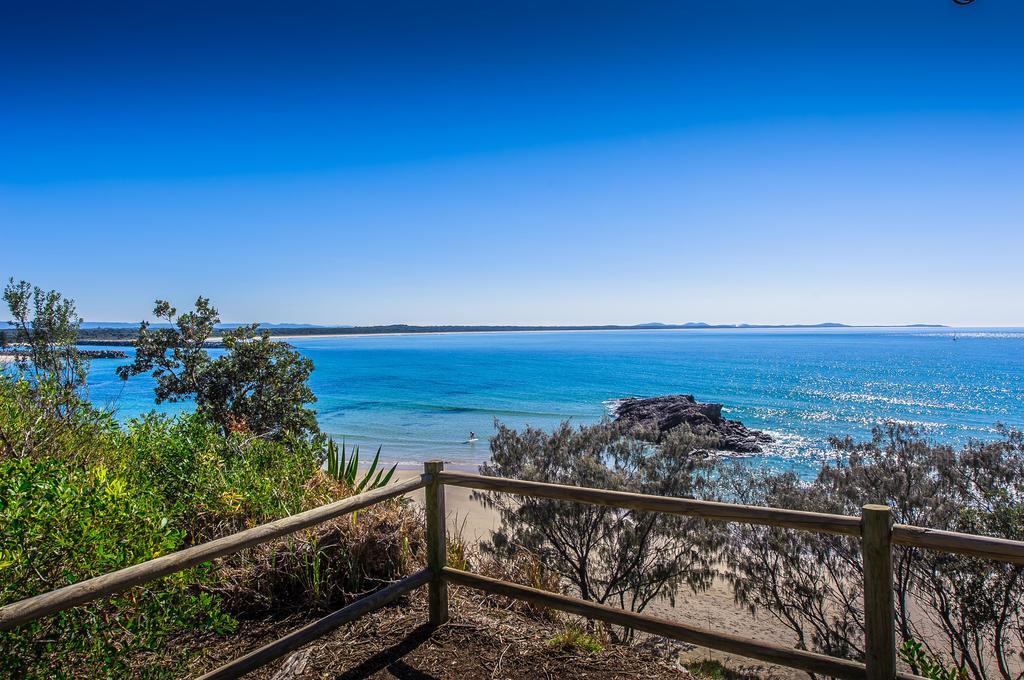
[2,348,128,360]
[613,394,773,453]
[81,349,129,359]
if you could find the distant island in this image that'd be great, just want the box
[61,321,946,345]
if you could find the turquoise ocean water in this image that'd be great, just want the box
[83,327,1024,477]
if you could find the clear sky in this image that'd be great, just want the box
[1,1,1022,326]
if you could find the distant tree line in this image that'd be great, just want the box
[76,322,921,344]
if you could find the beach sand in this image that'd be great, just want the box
[392,464,802,676]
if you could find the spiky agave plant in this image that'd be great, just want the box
[325,438,397,492]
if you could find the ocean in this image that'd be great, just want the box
[82,327,1024,478]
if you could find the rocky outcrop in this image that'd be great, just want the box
[80,349,129,359]
[612,394,773,453]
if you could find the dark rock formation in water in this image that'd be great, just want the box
[80,349,129,359]
[613,394,773,453]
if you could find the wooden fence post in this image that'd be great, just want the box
[424,460,448,626]
[862,504,896,680]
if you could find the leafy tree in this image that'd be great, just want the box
[2,278,86,398]
[721,423,1024,680]
[118,297,318,439]
[913,427,1024,680]
[477,420,725,641]
[0,280,92,459]
[719,463,866,660]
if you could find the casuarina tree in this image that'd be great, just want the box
[477,419,726,641]
[721,423,1024,680]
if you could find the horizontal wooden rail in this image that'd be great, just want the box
[892,524,1024,565]
[438,470,863,537]
[444,567,867,680]
[198,569,431,680]
[0,475,427,632]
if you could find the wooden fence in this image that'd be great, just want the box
[3,460,1024,680]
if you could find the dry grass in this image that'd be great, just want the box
[212,495,426,617]
[143,507,778,679]
[138,482,773,678]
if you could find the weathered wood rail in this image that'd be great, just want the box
[2,461,1023,679]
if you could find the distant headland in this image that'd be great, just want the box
[62,321,946,345]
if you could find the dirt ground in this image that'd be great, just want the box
[179,586,777,680]
[165,466,797,679]
[398,466,801,675]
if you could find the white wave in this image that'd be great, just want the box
[602,397,628,417]
[759,429,831,461]
[799,388,969,411]
[928,332,1024,340]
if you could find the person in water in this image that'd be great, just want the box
[468,431,476,441]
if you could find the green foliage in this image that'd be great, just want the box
[479,420,725,641]
[324,438,396,493]
[721,423,1024,679]
[118,297,318,440]
[900,639,968,680]
[445,514,471,571]
[2,278,86,418]
[0,376,322,677]
[123,412,322,542]
[0,373,119,461]
[0,381,235,678]
[1,285,415,677]
[547,626,604,654]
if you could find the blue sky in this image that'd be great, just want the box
[1,1,1022,326]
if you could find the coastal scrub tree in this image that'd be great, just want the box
[3,278,86,397]
[721,423,1024,680]
[118,297,318,440]
[477,420,725,641]
[1,280,92,460]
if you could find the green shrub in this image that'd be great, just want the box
[215,431,322,521]
[0,373,121,463]
[900,639,967,680]
[0,378,319,675]
[0,373,418,676]
[547,626,604,654]
[122,412,231,539]
[0,454,233,678]
[122,412,323,542]
[1,283,418,676]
